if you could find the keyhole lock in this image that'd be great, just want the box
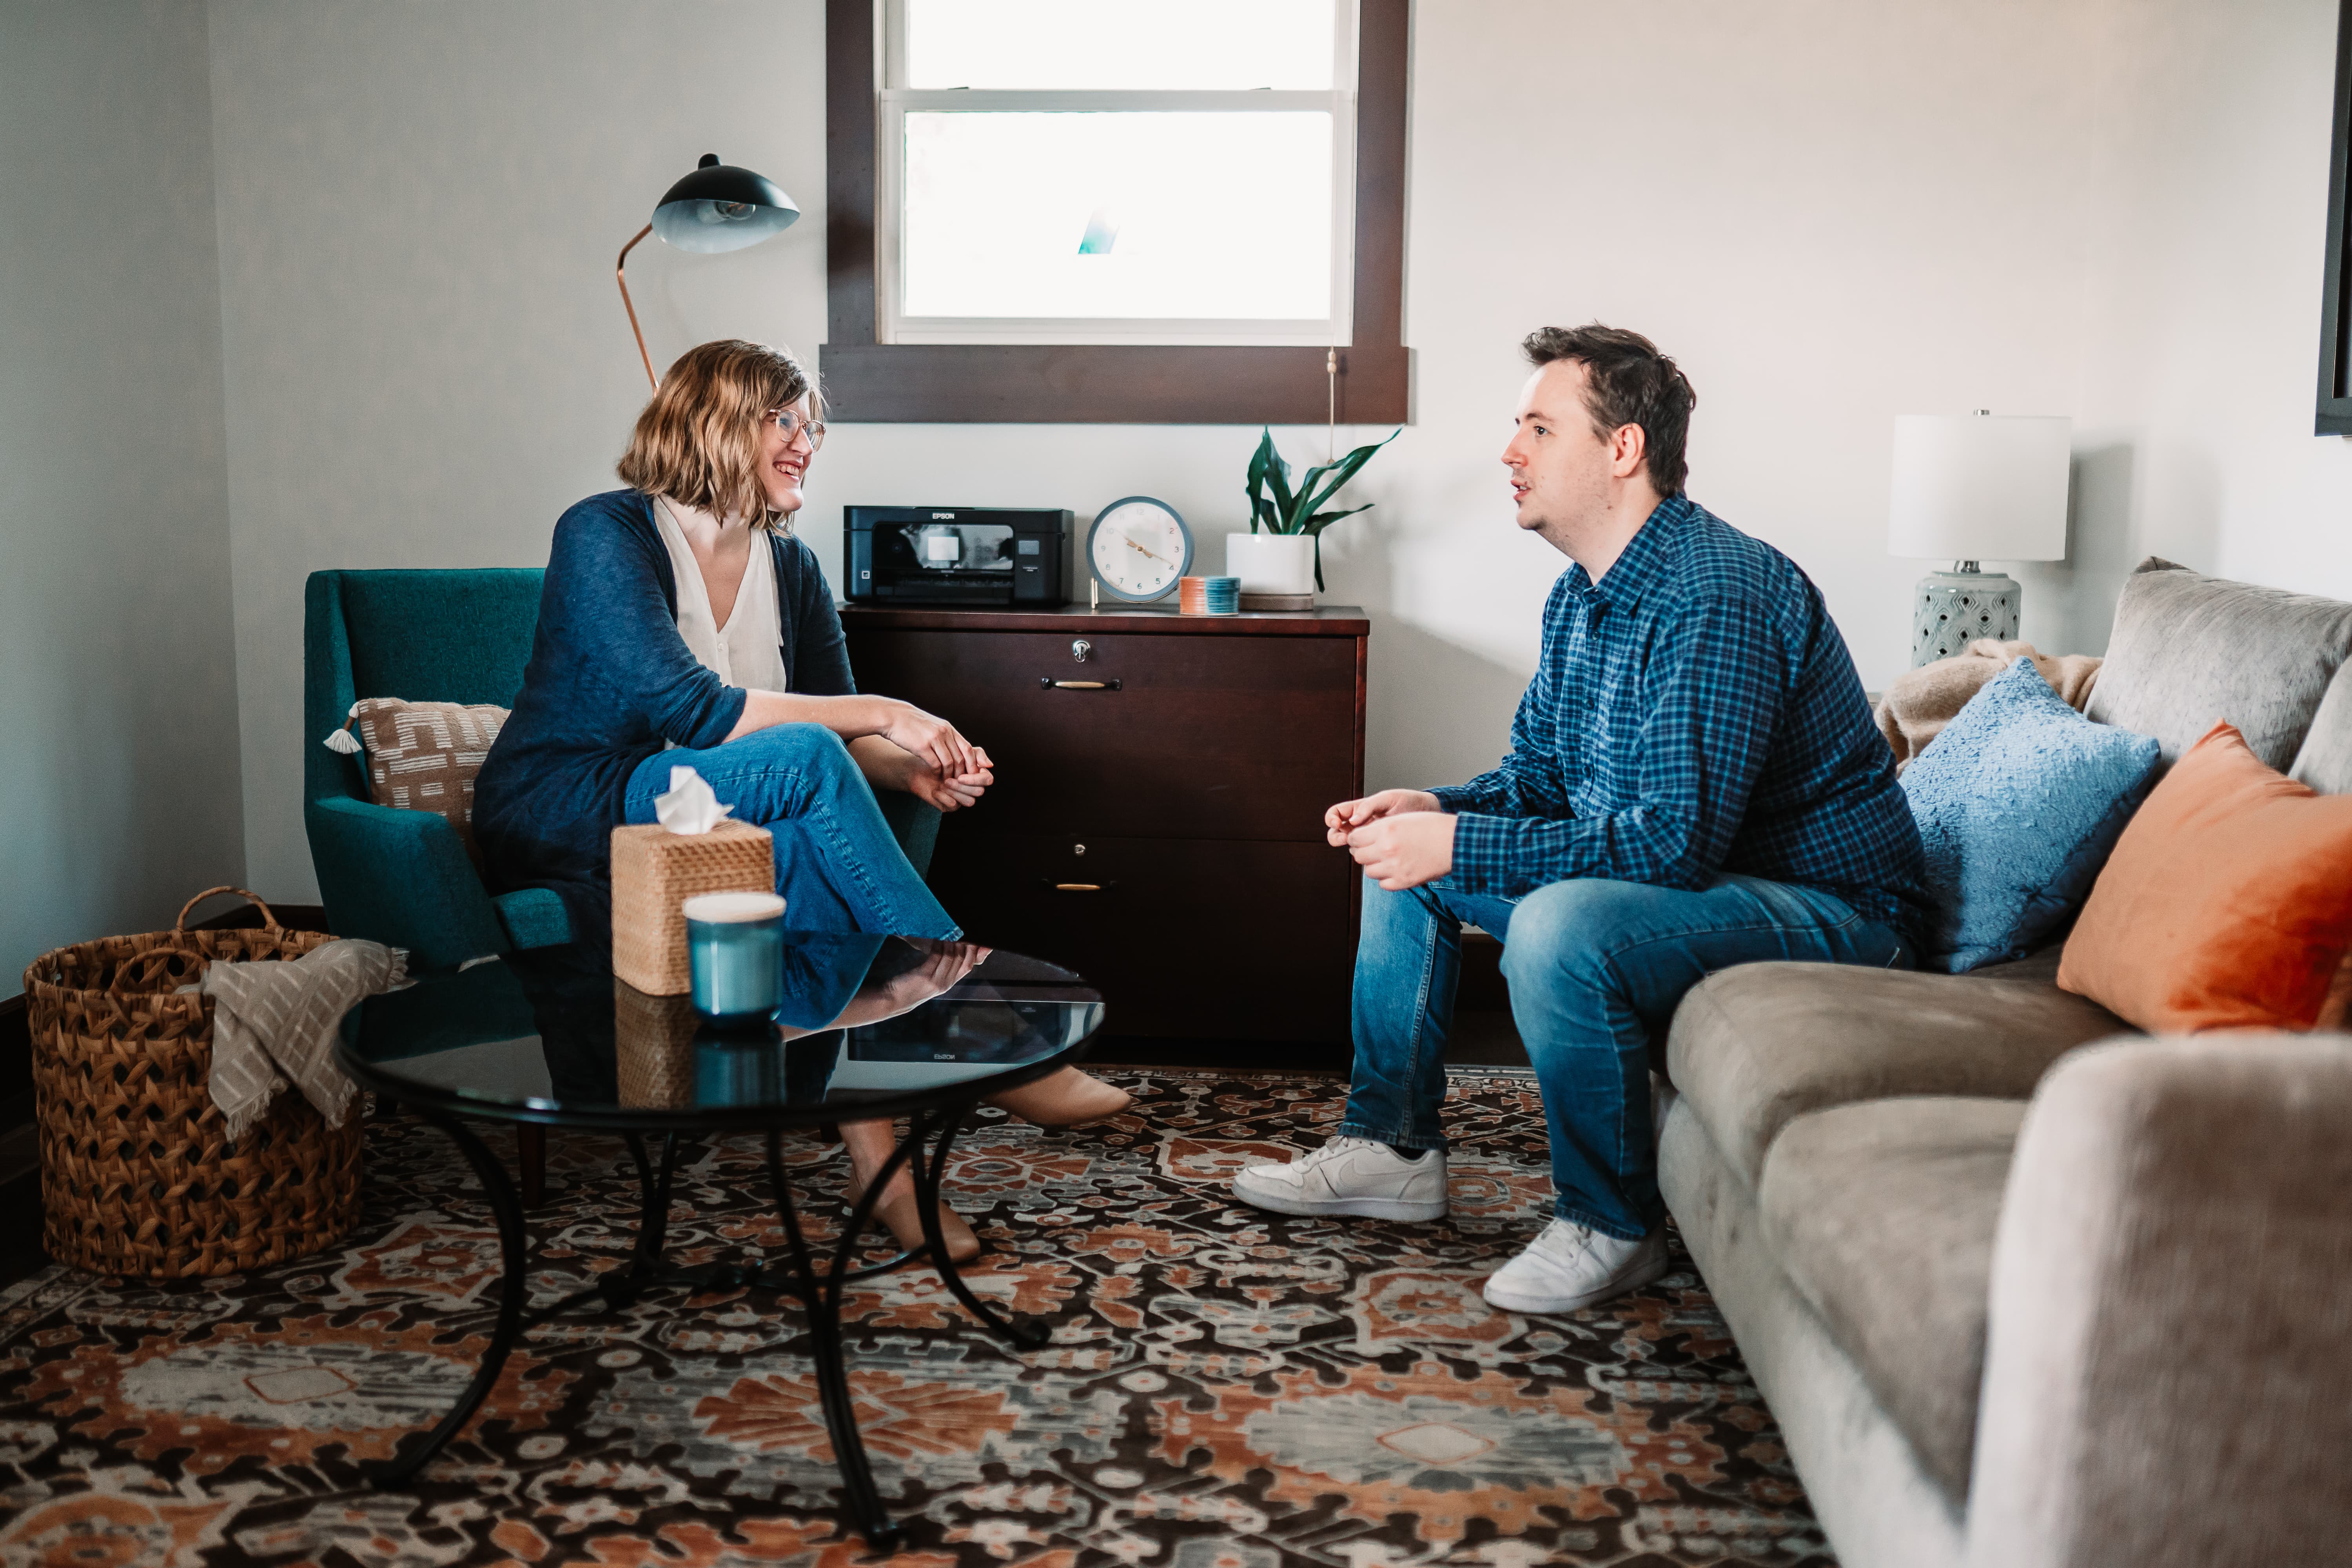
[1071,639,1091,662]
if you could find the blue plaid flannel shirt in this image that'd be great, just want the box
[1430,494,1927,941]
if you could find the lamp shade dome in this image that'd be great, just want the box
[650,153,799,254]
[1887,413,2071,563]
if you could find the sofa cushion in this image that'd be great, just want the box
[1666,960,2124,1192]
[1900,658,2159,973]
[2289,663,2352,797]
[1758,1096,2026,1505]
[2085,557,2352,773]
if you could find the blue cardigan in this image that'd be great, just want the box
[474,489,855,933]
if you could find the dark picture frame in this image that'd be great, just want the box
[821,0,1410,424]
[2317,0,2352,433]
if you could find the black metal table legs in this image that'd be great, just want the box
[904,1104,1052,1352]
[365,1103,1042,1550]
[761,1103,1051,1549]
[361,1109,532,1490]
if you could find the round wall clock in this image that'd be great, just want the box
[1086,496,1193,603]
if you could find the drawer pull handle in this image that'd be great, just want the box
[1042,880,1115,892]
[1039,678,1120,690]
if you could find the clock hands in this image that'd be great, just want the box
[1122,534,1175,567]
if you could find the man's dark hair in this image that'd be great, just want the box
[1521,324,1697,497]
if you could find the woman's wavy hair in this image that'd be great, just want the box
[617,339,819,529]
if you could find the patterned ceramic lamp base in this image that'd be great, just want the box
[1913,568,2020,665]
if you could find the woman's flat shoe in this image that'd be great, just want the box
[985,1067,1133,1128]
[847,1176,981,1264]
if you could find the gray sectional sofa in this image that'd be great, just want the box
[1656,558,2352,1568]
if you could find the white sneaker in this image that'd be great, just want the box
[1481,1219,1668,1313]
[1230,1136,1449,1221]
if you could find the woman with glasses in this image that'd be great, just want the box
[477,339,1129,1258]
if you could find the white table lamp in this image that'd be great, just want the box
[1888,411,2071,665]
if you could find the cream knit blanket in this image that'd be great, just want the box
[203,939,407,1140]
[1875,639,2103,771]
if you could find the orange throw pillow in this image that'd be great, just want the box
[2058,720,2352,1032]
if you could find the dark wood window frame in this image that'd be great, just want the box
[2319,0,2352,433]
[821,0,1409,424]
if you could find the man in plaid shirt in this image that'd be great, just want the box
[1235,325,1926,1314]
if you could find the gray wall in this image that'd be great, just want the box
[0,0,245,982]
[2061,0,2352,647]
[207,0,826,904]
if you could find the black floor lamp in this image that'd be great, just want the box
[616,153,800,389]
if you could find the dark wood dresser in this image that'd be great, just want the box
[841,604,1368,1044]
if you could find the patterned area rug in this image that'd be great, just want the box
[0,1070,1831,1567]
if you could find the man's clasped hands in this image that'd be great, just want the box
[1327,790,1458,893]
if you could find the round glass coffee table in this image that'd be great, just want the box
[336,931,1104,1549]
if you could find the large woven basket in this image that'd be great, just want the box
[24,887,364,1280]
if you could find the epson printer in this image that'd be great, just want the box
[843,506,1072,607]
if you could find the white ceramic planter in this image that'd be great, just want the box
[1224,532,1317,596]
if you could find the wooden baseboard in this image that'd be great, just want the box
[186,902,330,933]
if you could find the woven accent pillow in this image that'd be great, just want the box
[327,698,508,865]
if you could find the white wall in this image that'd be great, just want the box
[2061,0,2352,650]
[203,0,2352,904]
[1373,0,2105,786]
[0,0,245,981]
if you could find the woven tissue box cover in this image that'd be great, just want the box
[615,985,699,1108]
[610,820,775,995]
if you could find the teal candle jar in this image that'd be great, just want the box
[693,1029,782,1106]
[682,891,786,1022]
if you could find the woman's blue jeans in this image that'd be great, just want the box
[624,725,958,940]
[1338,871,1910,1240]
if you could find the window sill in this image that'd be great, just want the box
[817,341,1407,424]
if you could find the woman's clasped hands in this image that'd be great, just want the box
[870,696,994,812]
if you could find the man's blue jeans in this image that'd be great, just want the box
[624,724,958,939]
[1338,872,1909,1240]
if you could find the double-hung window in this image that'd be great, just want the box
[823,0,1408,423]
[882,0,1353,348]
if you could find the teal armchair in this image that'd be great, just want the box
[303,569,938,969]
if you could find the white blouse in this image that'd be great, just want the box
[652,497,789,696]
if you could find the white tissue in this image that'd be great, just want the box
[654,765,735,835]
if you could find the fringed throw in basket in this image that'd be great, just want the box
[23,887,363,1280]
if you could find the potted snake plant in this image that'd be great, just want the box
[1228,425,1400,603]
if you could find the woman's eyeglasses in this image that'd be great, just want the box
[764,408,826,452]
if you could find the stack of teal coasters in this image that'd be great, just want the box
[1201,575,1240,614]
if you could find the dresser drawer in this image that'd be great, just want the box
[926,830,1356,1042]
[847,628,1358,842]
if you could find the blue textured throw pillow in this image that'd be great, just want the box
[1899,658,2161,973]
